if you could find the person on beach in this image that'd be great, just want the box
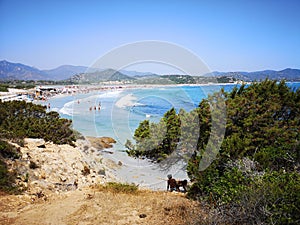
[167,174,177,192]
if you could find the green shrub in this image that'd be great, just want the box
[98,182,139,194]
[0,100,76,146]
[0,140,21,159]
[0,159,21,194]
[222,171,300,225]
[186,80,300,224]
[126,108,181,161]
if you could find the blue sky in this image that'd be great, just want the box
[1,0,299,73]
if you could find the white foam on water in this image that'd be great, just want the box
[59,100,75,116]
[51,107,59,112]
[133,102,146,107]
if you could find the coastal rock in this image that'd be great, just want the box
[24,138,45,149]
[86,136,116,150]
[6,137,117,194]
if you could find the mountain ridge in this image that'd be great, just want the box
[42,65,88,80]
[1,60,300,82]
[204,68,300,81]
[0,60,48,80]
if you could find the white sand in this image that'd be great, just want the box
[114,93,137,108]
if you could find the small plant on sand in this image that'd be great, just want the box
[95,182,139,194]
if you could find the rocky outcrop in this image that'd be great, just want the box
[86,136,116,149]
[6,137,116,194]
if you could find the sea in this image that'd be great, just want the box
[44,82,300,190]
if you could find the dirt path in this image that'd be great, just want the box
[0,188,205,225]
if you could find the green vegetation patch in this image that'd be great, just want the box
[0,100,76,146]
[0,81,35,91]
[127,80,300,224]
[0,141,22,193]
[126,107,181,162]
[96,182,139,194]
[0,84,9,92]
[0,140,21,159]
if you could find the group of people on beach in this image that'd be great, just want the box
[89,102,101,111]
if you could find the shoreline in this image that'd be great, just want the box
[0,82,241,101]
[35,82,242,104]
[1,80,299,103]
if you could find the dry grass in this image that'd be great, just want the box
[85,185,206,225]
[0,186,206,225]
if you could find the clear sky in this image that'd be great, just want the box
[1,0,300,73]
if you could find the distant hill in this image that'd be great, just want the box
[204,68,300,82]
[43,65,88,80]
[0,60,47,80]
[1,60,300,82]
[120,70,158,77]
[67,69,136,83]
[0,61,152,82]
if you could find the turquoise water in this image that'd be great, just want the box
[45,82,300,189]
[48,84,237,139]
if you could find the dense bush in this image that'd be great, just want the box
[126,107,181,162]
[187,80,300,224]
[0,140,21,159]
[0,141,21,193]
[0,100,76,146]
[239,171,300,224]
[201,171,300,225]
[128,80,300,224]
[0,160,12,191]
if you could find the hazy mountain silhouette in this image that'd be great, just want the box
[1,60,299,82]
